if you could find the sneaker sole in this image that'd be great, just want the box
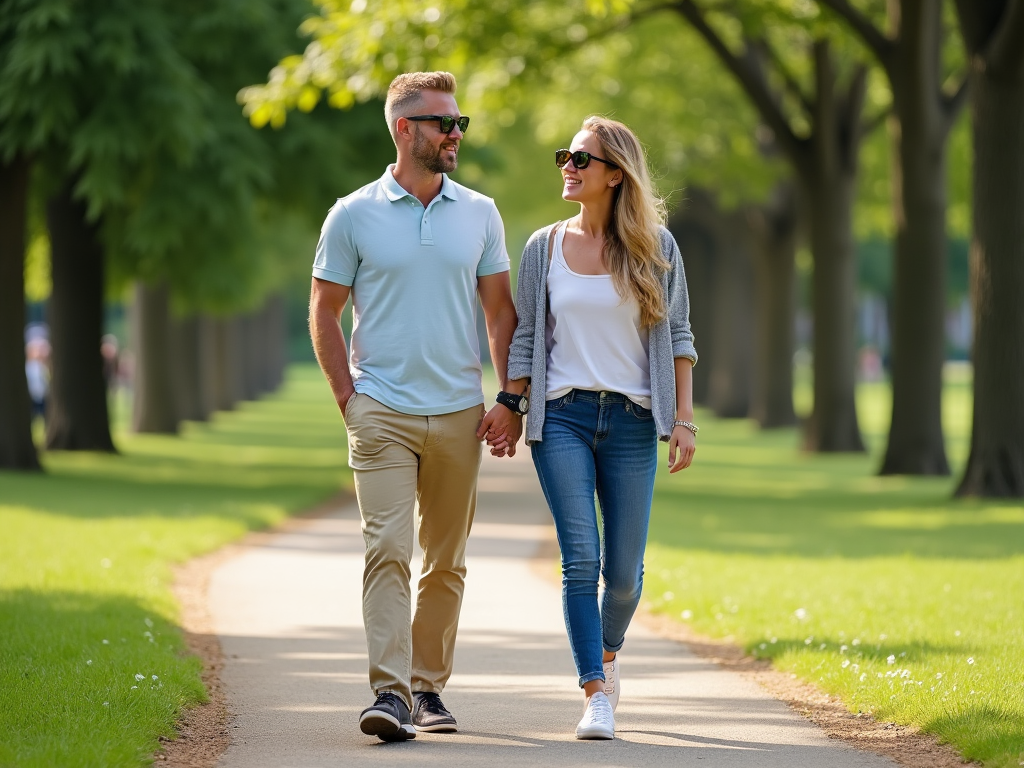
[414,721,458,733]
[360,711,416,741]
[576,726,614,740]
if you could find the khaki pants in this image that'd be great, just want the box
[344,393,484,709]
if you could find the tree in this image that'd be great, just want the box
[952,0,1024,497]
[242,0,886,450]
[0,155,40,469]
[749,181,800,428]
[0,0,209,451]
[44,180,116,450]
[815,0,968,475]
[665,4,872,450]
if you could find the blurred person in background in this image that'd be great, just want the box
[25,337,51,425]
[101,334,121,394]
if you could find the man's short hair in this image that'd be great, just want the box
[384,71,457,144]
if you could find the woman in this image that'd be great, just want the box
[501,116,698,740]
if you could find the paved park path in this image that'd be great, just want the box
[207,448,896,768]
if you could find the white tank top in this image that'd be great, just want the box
[545,225,652,409]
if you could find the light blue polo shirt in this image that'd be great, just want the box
[313,165,510,416]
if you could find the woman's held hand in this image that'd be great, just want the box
[668,426,695,473]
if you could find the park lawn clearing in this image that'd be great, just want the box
[0,364,349,767]
[646,373,1024,767]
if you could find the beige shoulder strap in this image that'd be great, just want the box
[547,220,564,265]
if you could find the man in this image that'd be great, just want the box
[309,71,524,742]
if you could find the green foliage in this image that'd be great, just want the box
[239,0,902,219]
[0,366,349,766]
[1,0,393,314]
[646,376,1024,766]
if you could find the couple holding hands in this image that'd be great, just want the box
[309,70,697,743]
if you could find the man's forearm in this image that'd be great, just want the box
[310,304,355,409]
[486,305,517,391]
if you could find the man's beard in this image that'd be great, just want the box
[412,128,458,174]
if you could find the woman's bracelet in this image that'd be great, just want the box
[673,420,699,436]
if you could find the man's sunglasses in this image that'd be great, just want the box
[406,115,470,134]
[555,148,620,170]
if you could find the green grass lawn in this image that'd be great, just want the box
[0,364,349,767]
[647,368,1024,767]
[3,361,1022,766]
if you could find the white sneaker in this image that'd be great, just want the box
[576,691,615,740]
[602,656,619,711]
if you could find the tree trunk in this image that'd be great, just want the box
[879,0,953,475]
[171,313,209,422]
[229,315,247,404]
[748,183,798,428]
[955,33,1024,496]
[266,294,287,392]
[799,42,866,452]
[800,170,864,450]
[0,156,41,470]
[243,311,264,400]
[667,190,720,406]
[707,207,755,418]
[44,181,116,452]
[211,316,236,412]
[131,282,179,434]
[214,315,246,410]
[197,314,221,417]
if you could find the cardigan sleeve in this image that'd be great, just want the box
[661,227,698,365]
[507,230,544,382]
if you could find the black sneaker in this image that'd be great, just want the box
[359,692,417,742]
[411,692,458,732]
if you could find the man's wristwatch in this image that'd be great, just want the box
[496,390,530,416]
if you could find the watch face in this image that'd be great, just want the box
[519,396,529,413]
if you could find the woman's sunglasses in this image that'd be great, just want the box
[555,148,620,170]
[407,114,471,134]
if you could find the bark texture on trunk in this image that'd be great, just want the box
[879,0,955,475]
[800,171,863,451]
[674,4,866,450]
[171,313,209,423]
[44,181,116,452]
[0,156,41,470]
[266,294,287,392]
[954,2,1024,495]
[800,43,866,452]
[196,315,220,417]
[211,317,236,412]
[242,312,264,401]
[707,208,755,418]
[748,184,798,428]
[667,191,720,405]
[131,282,179,434]
[213,316,245,410]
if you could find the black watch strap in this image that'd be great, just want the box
[496,390,529,415]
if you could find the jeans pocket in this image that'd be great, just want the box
[626,400,653,420]
[546,392,572,411]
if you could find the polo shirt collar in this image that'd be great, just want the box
[380,164,459,203]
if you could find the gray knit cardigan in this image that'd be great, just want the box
[507,222,698,445]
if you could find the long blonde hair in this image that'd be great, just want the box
[582,116,670,327]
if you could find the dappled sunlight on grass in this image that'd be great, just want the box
[646,379,1023,765]
[0,364,349,767]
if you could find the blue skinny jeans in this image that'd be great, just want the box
[530,389,658,687]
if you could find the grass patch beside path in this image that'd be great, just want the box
[646,378,1024,767]
[0,364,348,767]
